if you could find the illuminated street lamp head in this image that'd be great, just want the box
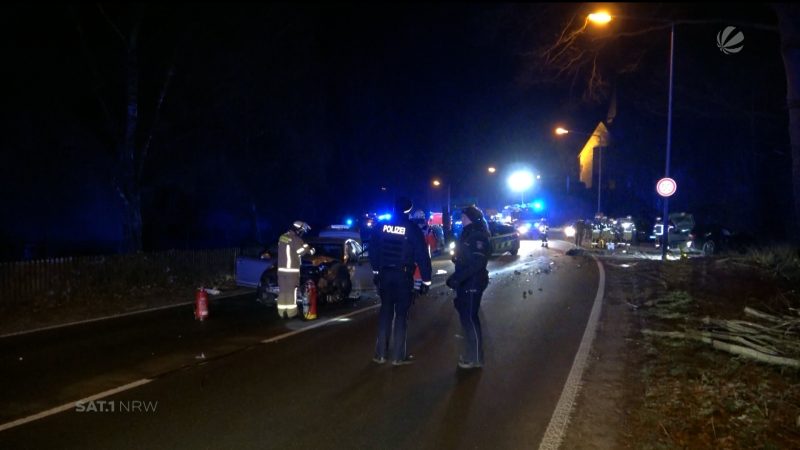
[507,170,534,193]
[487,166,496,174]
[587,11,612,25]
[555,127,569,135]
[432,179,441,187]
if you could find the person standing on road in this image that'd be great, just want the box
[446,205,491,370]
[369,197,432,366]
[575,219,586,247]
[277,221,314,319]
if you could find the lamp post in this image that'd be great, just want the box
[555,127,607,214]
[587,11,673,260]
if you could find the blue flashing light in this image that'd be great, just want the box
[345,218,354,227]
[533,201,544,212]
[377,213,392,221]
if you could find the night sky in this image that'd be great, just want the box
[0,3,792,259]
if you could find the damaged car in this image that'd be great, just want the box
[235,227,375,307]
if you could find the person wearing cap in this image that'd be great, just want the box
[369,197,432,366]
[277,220,314,319]
[446,205,491,369]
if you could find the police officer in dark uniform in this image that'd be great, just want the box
[574,219,586,247]
[369,197,432,366]
[446,205,491,369]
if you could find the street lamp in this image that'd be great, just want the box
[555,127,607,215]
[507,170,534,204]
[587,11,612,25]
[487,166,496,174]
[432,179,451,215]
[588,11,674,260]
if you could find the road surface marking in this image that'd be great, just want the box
[0,379,152,433]
[538,252,606,450]
[0,257,531,433]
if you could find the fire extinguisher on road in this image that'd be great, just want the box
[195,287,209,321]
[304,279,318,320]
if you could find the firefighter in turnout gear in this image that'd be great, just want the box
[277,221,314,319]
[446,205,491,369]
[369,197,432,366]
[539,218,549,248]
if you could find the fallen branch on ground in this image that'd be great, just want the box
[642,329,800,368]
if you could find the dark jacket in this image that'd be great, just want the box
[369,216,432,282]
[449,221,491,289]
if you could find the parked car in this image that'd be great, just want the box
[235,229,375,306]
[684,224,755,256]
[653,212,695,251]
[651,213,754,256]
[489,221,521,255]
[449,221,520,257]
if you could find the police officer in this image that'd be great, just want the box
[277,221,314,319]
[575,219,586,247]
[446,205,491,369]
[369,197,432,366]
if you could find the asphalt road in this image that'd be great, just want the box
[0,240,601,449]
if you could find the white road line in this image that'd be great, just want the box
[0,299,392,434]
[538,253,606,450]
[0,379,152,433]
[0,269,498,433]
[261,304,381,343]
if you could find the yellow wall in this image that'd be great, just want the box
[577,122,609,189]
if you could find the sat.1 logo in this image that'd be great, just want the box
[717,26,744,55]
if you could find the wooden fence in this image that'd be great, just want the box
[0,248,242,307]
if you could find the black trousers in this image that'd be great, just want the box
[374,269,414,361]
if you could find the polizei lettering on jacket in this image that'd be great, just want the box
[382,225,406,235]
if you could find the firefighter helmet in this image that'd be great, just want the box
[292,221,311,235]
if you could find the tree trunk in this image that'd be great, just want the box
[119,18,141,253]
[775,4,800,236]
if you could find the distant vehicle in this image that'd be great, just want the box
[684,224,754,256]
[653,212,694,251]
[235,230,375,306]
[651,213,753,256]
[450,221,520,257]
[489,221,521,255]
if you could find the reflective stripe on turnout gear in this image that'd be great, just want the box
[278,268,300,273]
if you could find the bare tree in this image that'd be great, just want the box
[525,4,799,234]
[775,4,800,236]
[74,4,177,253]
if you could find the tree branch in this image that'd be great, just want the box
[96,3,127,45]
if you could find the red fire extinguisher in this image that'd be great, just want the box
[304,279,318,320]
[195,287,209,321]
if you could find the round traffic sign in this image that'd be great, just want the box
[656,177,677,197]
